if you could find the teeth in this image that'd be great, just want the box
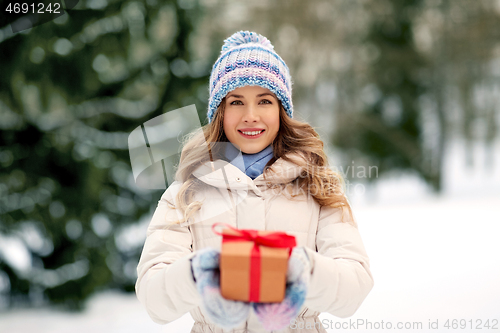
[241,130,263,136]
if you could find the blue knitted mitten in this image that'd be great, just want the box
[191,247,251,329]
[252,247,311,331]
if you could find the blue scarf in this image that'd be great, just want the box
[224,142,274,180]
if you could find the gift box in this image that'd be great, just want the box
[212,223,296,303]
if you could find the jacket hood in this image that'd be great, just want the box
[191,152,307,193]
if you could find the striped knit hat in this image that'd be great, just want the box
[207,30,294,123]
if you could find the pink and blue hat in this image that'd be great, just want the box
[207,30,294,123]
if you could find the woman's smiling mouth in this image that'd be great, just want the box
[238,129,265,138]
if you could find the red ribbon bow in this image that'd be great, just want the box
[212,222,296,302]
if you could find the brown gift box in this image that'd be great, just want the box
[216,225,296,303]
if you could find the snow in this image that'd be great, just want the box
[0,290,185,333]
[0,138,499,332]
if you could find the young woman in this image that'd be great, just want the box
[136,30,373,333]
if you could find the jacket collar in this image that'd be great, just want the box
[191,152,306,195]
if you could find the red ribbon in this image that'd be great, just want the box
[212,222,296,302]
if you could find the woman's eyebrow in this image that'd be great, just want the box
[227,93,277,99]
[257,93,277,98]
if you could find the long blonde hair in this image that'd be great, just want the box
[167,97,355,226]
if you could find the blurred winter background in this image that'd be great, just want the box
[0,0,499,332]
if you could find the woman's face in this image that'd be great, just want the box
[223,85,280,154]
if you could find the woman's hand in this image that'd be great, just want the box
[190,247,251,329]
[252,246,311,331]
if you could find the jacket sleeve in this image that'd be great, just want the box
[135,182,202,324]
[303,202,374,318]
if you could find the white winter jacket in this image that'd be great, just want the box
[136,152,374,333]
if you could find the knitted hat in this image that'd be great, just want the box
[207,30,294,123]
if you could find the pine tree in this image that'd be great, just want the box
[0,0,208,310]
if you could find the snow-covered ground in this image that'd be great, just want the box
[1,138,499,333]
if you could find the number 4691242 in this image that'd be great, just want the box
[444,319,498,330]
[5,2,61,14]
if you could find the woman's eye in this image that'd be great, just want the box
[229,99,272,105]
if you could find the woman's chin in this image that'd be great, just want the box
[239,145,266,154]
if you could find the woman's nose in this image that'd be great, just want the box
[242,105,260,122]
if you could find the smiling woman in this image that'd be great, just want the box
[136,30,372,333]
[223,85,280,154]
